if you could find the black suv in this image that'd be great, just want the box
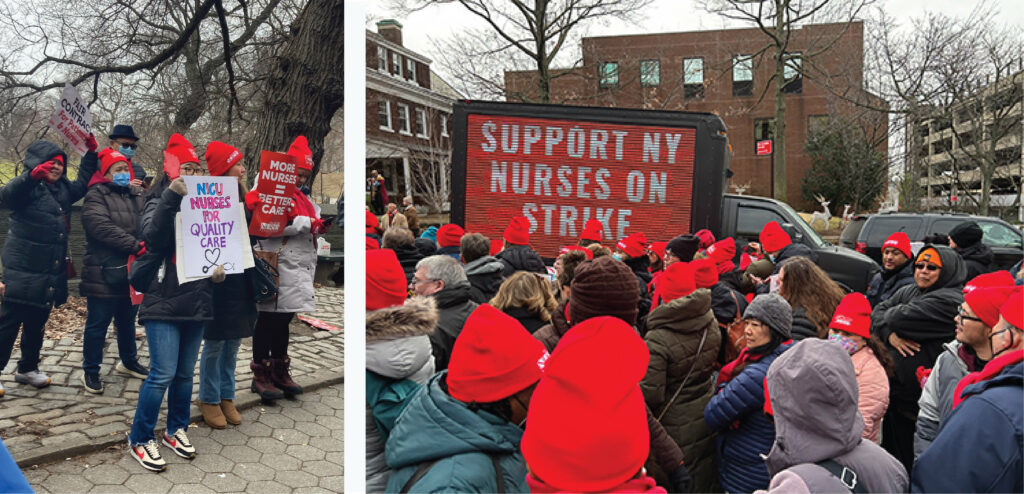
[841,212,1023,270]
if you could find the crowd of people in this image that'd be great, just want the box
[366,210,1023,493]
[0,126,326,474]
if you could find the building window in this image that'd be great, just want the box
[441,113,449,137]
[397,103,411,134]
[377,46,387,72]
[392,53,401,76]
[600,62,619,88]
[683,57,704,99]
[783,52,802,94]
[640,60,660,87]
[415,108,428,138]
[733,55,753,97]
[753,118,775,152]
[807,115,828,136]
[378,100,392,131]
[406,58,416,82]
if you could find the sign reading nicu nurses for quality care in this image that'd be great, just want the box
[464,114,696,256]
[181,176,244,277]
[47,83,93,156]
[249,150,298,237]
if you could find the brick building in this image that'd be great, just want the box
[366,20,459,213]
[505,22,885,211]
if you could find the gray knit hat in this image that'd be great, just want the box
[743,293,792,339]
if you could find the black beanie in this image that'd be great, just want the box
[667,234,701,262]
[948,222,983,248]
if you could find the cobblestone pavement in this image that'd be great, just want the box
[24,384,344,494]
[1,287,344,467]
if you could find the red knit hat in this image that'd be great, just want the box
[365,210,378,234]
[503,216,531,245]
[204,141,243,177]
[829,292,872,339]
[560,245,593,260]
[580,220,604,242]
[882,232,912,260]
[656,262,697,303]
[616,233,647,258]
[648,241,668,261]
[287,136,314,171]
[366,236,380,250]
[999,286,1023,329]
[489,239,503,256]
[164,133,198,179]
[965,286,1017,329]
[447,304,548,403]
[521,316,649,492]
[366,249,407,311]
[963,271,1016,295]
[97,149,129,177]
[695,229,716,250]
[759,221,792,253]
[692,258,719,289]
[706,238,736,264]
[437,224,465,248]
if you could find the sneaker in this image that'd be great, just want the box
[81,373,103,394]
[162,429,196,459]
[129,439,167,472]
[14,370,51,388]
[116,361,149,379]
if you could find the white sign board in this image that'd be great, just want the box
[179,176,245,278]
[47,83,93,155]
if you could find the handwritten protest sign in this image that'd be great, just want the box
[175,203,254,284]
[47,84,93,155]
[180,176,245,278]
[249,151,299,237]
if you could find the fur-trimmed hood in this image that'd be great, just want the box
[367,296,439,343]
[367,296,438,382]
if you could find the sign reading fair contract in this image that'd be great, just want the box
[249,151,298,237]
[47,84,93,156]
[181,176,245,277]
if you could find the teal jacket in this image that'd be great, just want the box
[385,372,529,493]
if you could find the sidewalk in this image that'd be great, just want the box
[0,286,344,467]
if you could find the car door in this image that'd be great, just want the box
[976,220,1023,270]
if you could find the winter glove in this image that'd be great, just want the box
[85,133,98,152]
[135,241,146,256]
[244,189,261,210]
[169,177,188,196]
[30,161,57,181]
[311,217,326,235]
[210,265,226,283]
[669,463,692,494]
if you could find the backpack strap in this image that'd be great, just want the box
[488,452,506,494]
[815,459,867,494]
[399,458,440,494]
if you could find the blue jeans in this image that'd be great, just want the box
[128,320,204,445]
[198,338,241,403]
[82,297,139,375]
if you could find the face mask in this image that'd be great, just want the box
[829,333,860,354]
[988,328,1016,359]
[768,254,776,263]
[112,172,131,187]
[118,146,136,158]
[612,253,623,261]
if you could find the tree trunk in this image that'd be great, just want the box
[242,0,344,187]
[535,0,550,103]
[772,0,787,203]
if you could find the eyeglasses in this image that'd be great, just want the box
[957,307,984,323]
[116,142,138,150]
[409,278,439,287]
[914,263,940,272]
[180,165,206,175]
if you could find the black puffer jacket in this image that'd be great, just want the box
[623,255,653,318]
[392,244,424,285]
[137,179,213,323]
[958,242,994,281]
[866,259,915,307]
[0,141,96,308]
[871,244,965,414]
[204,272,256,340]
[790,306,818,340]
[428,283,478,371]
[464,256,505,304]
[502,306,547,334]
[80,182,144,298]
[495,245,546,276]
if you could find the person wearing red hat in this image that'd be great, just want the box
[694,228,716,251]
[691,258,748,352]
[365,209,381,240]
[496,216,546,277]
[867,232,916,307]
[384,304,545,493]
[912,287,1023,494]
[640,260,721,492]
[647,241,668,276]
[579,219,604,247]
[365,249,435,492]
[914,274,1016,459]
[616,232,654,315]
[435,223,464,260]
[826,293,892,443]
[523,316,669,493]
[79,146,150,395]
[750,221,818,294]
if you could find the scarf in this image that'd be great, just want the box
[952,349,1023,409]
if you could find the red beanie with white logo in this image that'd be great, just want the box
[287,136,314,172]
[365,249,407,311]
[882,232,912,260]
[97,149,128,177]
[437,224,465,248]
[829,292,872,339]
[759,221,792,253]
[503,216,531,246]
[616,233,647,258]
[164,133,199,179]
[205,141,243,177]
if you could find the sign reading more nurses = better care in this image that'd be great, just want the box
[249,151,298,237]
[47,83,93,156]
[464,115,696,256]
[181,176,244,278]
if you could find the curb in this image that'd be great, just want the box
[15,369,344,468]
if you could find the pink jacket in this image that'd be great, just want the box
[851,347,889,442]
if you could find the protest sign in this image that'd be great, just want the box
[248,150,299,237]
[47,83,93,155]
[175,202,254,284]
[180,176,245,278]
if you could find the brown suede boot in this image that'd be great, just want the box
[200,402,227,429]
[220,399,242,425]
[250,359,284,401]
[270,356,303,397]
